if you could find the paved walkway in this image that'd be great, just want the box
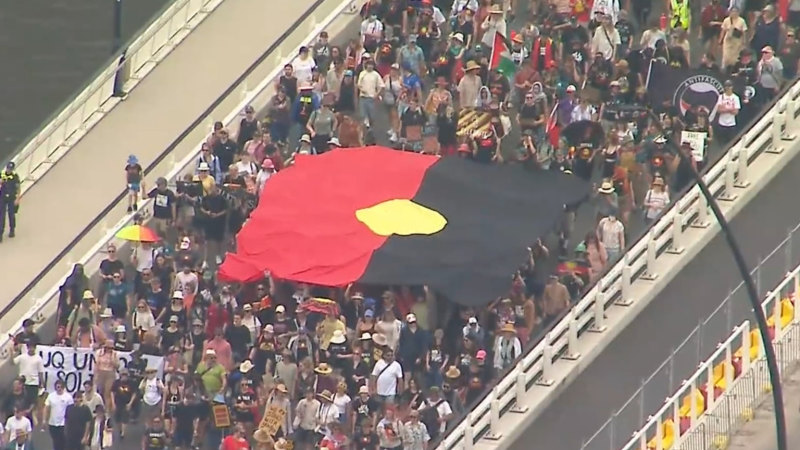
[0,0,317,332]
[728,365,800,450]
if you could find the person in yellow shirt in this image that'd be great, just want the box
[317,312,346,351]
[195,162,217,196]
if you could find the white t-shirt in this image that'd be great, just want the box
[175,271,199,297]
[372,360,403,396]
[5,416,32,438]
[13,353,44,386]
[292,56,317,85]
[45,392,74,426]
[597,217,625,250]
[717,93,741,127]
[425,398,453,434]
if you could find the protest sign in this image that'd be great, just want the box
[260,404,287,436]
[37,345,164,393]
[680,130,707,162]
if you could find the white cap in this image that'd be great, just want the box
[300,134,312,143]
[468,317,478,325]
[566,85,577,92]
[198,161,210,171]
[264,324,275,334]
[406,313,417,323]
[205,349,216,356]
[327,137,341,146]
[115,325,126,333]
[275,305,286,313]
[172,290,184,300]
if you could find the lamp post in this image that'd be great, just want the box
[111,0,126,98]
[679,141,788,450]
[112,0,123,55]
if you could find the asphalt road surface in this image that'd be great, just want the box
[509,145,800,450]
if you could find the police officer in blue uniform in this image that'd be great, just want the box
[0,161,21,241]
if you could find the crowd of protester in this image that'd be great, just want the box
[2,0,794,448]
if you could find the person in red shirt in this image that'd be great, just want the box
[221,424,250,449]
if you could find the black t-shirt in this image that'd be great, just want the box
[112,379,137,406]
[127,358,148,384]
[351,397,380,422]
[14,331,41,348]
[561,26,589,50]
[382,0,407,27]
[145,427,168,449]
[173,402,197,434]
[2,392,30,420]
[780,42,800,79]
[174,250,198,270]
[99,259,124,279]
[65,404,92,437]
[161,327,182,353]
[147,188,176,220]
[225,325,251,356]
[279,75,298,101]
[234,391,256,422]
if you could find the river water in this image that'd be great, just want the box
[0,0,170,160]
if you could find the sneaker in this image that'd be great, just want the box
[126,206,133,213]
[8,231,14,238]
[133,203,138,211]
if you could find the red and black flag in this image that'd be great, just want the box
[218,147,588,306]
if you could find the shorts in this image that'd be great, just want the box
[24,384,39,405]
[114,406,130,424]
[127,183,141,193]
[173,429,194,447]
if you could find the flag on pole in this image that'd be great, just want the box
[490,31,516,76]
[546,103,560,147]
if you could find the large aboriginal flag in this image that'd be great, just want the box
[219,147,589,306]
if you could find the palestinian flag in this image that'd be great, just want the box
[490,31,516,76]
[218,147,588,306]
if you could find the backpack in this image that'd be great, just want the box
[420,399,445,439]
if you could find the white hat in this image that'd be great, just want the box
[452,32,464,42]
[172,290,184,300]
[468,317,478,325]
[300,134,312,143]
[360,332,372,341]
[330,329,346,344]
[243,303,253,311]
[205,349,216,356]
[654,135,667,144]
[239,360,254,373]
[328,137,341,146]
[100,308,113,318]
[566,85,577,93]
[115,325,126,333]
[264,324,275,334]
[406,313,417,323]
[358,385,369,394]
[598,181,615,194]
[275,305,286,313]
[198,161,210,171]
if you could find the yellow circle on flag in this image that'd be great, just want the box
[356,199,447,237]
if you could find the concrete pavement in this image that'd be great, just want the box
[727,364,800,450]
[0,0,320,334]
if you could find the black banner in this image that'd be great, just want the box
[647,62,728,122]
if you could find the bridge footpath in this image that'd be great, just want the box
[0,0,317,331]
[506,147,800,450]
[727,365,800,450]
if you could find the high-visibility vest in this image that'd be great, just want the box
[670,0,691,29]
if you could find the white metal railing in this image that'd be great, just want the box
[0,0,360,353]
[620,263,800,450]
[1,5,797,445]
[8,0,224,198]
[432,82,800,450]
